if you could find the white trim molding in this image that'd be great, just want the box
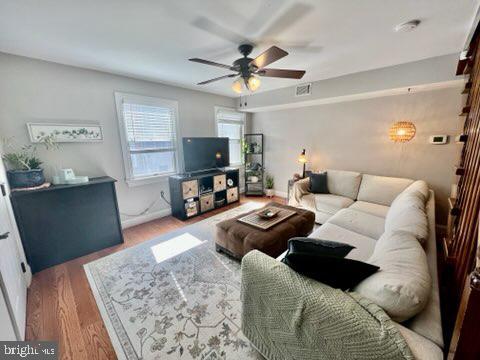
[114,92,181,187]
[215,106,246,166]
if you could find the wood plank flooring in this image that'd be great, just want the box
[25,195,284,359]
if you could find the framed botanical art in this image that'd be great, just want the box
[27,123,103,143]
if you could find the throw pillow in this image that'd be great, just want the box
[286,237,355,258]
[282,247,379,290]
[309,172,329,194]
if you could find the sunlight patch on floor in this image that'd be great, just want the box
[150,232,206,263]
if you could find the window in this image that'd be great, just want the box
[215,107,246,166]
[115,92,179,186]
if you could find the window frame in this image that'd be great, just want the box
[115,92,181,187]
[214,106,246,167]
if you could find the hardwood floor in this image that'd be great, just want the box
[25,195,285,359]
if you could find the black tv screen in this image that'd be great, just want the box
[183,137,230,172]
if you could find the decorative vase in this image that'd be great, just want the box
[265,188,275,197]
[7,169,45,189]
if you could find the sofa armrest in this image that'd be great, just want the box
[288,177,310,206]
[241,250,414,360]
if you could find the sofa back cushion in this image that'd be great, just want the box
[394,180,429,203]
[325,169,362,200]
[357,174,414,206]
[354,231,432,322]
[385,189,428,243]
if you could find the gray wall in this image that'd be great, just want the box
[0,53,236,225]
[251,87,464,224]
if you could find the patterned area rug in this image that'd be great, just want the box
[84,203,265,360]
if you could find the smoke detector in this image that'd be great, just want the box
[394,19,421,32]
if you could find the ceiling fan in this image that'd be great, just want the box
[189,44,306,94]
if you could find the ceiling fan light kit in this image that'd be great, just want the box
[189,44,306,94]
[247,75,261,92]
[232,77,244,94]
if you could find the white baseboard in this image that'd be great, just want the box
[274,190,288,198]
[121,208,172,229]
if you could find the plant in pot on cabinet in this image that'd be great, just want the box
[2,136,57,189]
[265,174,275,197]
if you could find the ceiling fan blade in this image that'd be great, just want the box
[250,46,288,69]
[244,0,288,36]
[276,43,322,54]
[258,68,305,79]
[189,58,235,70]
[256,39,323,54]
[191,17,250,45]
[197,74,236,85]
[260,3,313,40]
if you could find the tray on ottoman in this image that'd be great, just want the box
[215,202,315,260]
[238,206,297,230]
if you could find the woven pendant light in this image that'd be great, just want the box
[389,121,416,142]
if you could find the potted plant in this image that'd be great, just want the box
[2,136,56,189]
[265,174,275,197]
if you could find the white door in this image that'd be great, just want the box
[0,182,27,340]
[0,286,17,340]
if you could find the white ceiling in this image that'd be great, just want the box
[0,0,477,97]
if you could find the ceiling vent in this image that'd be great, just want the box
[295,83,312,97]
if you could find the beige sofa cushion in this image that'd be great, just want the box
[327,208,385,240]
[325,169,362,200]
[299,193,354,224]
[405,191,443,348]
[354,231,432,322]
[395,324,443,360]
[401,180,429,200]
[385,191,428,243]
[314,194,354,214]
[313,210,334,225]
[357,174,414,206]
[308,223,376,261]
[298,194,332,224]
[348,201,390,218]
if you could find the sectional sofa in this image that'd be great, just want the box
[241,170,443,359]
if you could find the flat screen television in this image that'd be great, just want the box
[183,137,230,173]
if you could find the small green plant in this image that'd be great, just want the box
[265,174,274,189]
[2,135,57,170]
[2,145,42,170]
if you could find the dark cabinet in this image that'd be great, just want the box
[11,176,124,273]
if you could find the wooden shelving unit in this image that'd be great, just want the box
[169,169,240,220]
[462,81,472,94]
[459,106,471,116]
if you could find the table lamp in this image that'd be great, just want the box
[298,149,307,178]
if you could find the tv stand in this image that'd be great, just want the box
[169,168,240,220]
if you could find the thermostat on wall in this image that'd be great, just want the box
[429,135,448,144]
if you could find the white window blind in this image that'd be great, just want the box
[215,107,245,166]
[115,93,179,184]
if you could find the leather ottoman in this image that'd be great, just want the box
[215,202,315,259]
